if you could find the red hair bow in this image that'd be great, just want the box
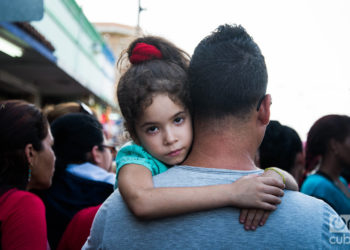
[130,42,163,64]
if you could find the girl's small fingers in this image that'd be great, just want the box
[262,194,282,205]
[251,209,265,229]
[259,211,271,226]
[262,185,284,197]
[258,202,276,211]
[244,209,257,230]
[239,209,248,224]
[260,177,285,189]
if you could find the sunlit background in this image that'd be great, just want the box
[78,0,350,141]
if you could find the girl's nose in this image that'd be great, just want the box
[163,129,177,145]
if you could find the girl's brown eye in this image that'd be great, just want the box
[146,126,159,134]
[174,117,184,125]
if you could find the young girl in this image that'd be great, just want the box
[116,36,298,230]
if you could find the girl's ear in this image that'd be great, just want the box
[24,144,35,166]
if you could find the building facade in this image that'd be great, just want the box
[0,0,116,108]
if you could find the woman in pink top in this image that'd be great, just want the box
[0,100,55,250]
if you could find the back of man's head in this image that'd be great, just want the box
[51,113,104,166]
[189,24,268,121]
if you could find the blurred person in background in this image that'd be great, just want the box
[37,113,114,249]
[0,100,55,250]
[57,204,101,250]
[258,120,304,186]
[301,114,350,215]
[44,101,118,173]
[43,101,96,124]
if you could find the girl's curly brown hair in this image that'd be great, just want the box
[117,36,191,141]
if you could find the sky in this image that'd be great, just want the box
[77,0,350,141]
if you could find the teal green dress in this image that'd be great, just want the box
[115,142,169,188]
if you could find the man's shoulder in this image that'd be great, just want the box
[281,190,330,215]
[284,189,323,203]
[87,172,350,250]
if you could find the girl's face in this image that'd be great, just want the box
[135,94,193,165]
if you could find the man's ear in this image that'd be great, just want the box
[257,94,271,126]
[91,145,102,165]
[24,144,36,166]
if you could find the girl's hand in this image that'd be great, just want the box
[239,208,271,230]
[262,167,299,191]
[230,174,284,210]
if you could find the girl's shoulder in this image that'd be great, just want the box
[115,141,169,182]
[117,142,154,160]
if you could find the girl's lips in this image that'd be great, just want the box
[167,148,182,157]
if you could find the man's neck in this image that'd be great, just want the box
[183,119,261,171]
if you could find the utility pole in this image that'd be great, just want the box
[137,0,146,36]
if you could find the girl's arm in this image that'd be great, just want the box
[118,164,285,220]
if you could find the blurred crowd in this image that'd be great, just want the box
[1,99,349,249]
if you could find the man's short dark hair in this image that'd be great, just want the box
[189,24,268,120]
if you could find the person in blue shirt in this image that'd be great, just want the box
[301,114,350,215]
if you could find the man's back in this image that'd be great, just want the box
[84,166,349,249]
